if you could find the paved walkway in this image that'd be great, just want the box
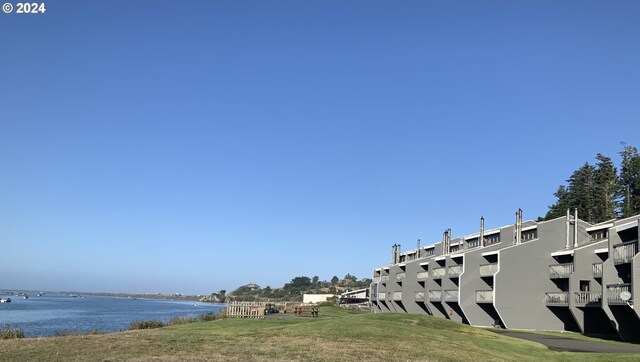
[492,330,640,353]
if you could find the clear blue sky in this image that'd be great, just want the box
[1,1,639,295]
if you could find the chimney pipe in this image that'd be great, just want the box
[565,209,571,249]
[574,208,579,248]
[480,217,485,247]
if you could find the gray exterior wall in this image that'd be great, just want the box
[370,213,640,343]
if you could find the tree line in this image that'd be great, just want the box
[544,143,640,223]
[227,274,371,302]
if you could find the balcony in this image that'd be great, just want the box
[607,283,631,305]
[380,275,390,282]
[414,291,425,300]
[545,292,569,306]
[476,290,493,303]
[592,263,603,278]
[432,267,446,279]
[549,263,574,279]
[613,240,638,264]
[378,292,386,300]
[373,276,381,283]
[448,265,463,278]
[428,290,442,302]
[392,292,402,301]
[479,263,498,277]
[396,272,406,281]
[417,271,429,280]
[574,292,602,307]
[444,289,459,302]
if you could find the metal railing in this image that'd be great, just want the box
[613,240,638,264]
[432,267,446,279]
[396,272,406,280]
[549,263,574,278]
[479,263,498,277]
[392,292,402,300]
[444,289,459,302]
[414,291,425,300]
[545,292,569,305]
[476,290,493,303]
[417,271,429,280]
[607,283,631,304]
[592,263,603,278]
[448,265,463,278]
[575,292,602,306]
[428,290,442,301]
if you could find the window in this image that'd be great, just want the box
[521,229,537,242]
[589,229,608,242]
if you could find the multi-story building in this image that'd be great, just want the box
[370,210,640,342]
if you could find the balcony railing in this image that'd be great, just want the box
[476,290,493,303]
[392,292,402,300]
[592,263,603,278]
[432,267,446,279]
[380,275,389,282]
[396,272,406,280]
[545,292,569,305]
[479,263,498,277]
[414,291,425,300]
[607,283,631,304]
[378,292,386,300]
[549,263,574,279]
[373,276,381,283]
[417,271,429,280]
[613,240,638,264]
[428,290,442,302]
[444,289,459,302]
[575,292,602,306]
[448,265,463,278]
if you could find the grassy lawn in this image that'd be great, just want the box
[1,307,639,361]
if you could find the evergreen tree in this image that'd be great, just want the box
[545,185,571,220]
[618,143,640,217]
[593,154,617,221]
[545,163,597,222]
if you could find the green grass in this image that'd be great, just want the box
[1,307,639,361]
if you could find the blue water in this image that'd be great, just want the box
[0,294,225,337]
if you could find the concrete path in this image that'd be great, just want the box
[492,330,640,353]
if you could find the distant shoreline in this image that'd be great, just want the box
[64,292,225,304]
[1,290,225,304]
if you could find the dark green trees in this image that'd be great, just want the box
[544,144,639,222]
[618,144,640,217]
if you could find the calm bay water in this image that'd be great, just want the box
[0,293,225,337]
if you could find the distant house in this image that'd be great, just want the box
[303,294,335,304]
[339,288,369,304]
[245,283,261,291]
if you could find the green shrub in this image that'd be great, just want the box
[169,316,197,326]
[198,312,220,322]
[129,320,166,330]
[0,325,25,339]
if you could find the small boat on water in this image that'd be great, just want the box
[0,298,11,303]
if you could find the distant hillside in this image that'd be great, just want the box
[228,274,371,302]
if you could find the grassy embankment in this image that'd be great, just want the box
[1,307,639,361]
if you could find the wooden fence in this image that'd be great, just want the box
[226,301,266,319]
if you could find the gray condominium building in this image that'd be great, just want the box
[370,210,640,342]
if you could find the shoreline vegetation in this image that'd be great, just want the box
[2,306,640,361]
[1,311,225,340]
